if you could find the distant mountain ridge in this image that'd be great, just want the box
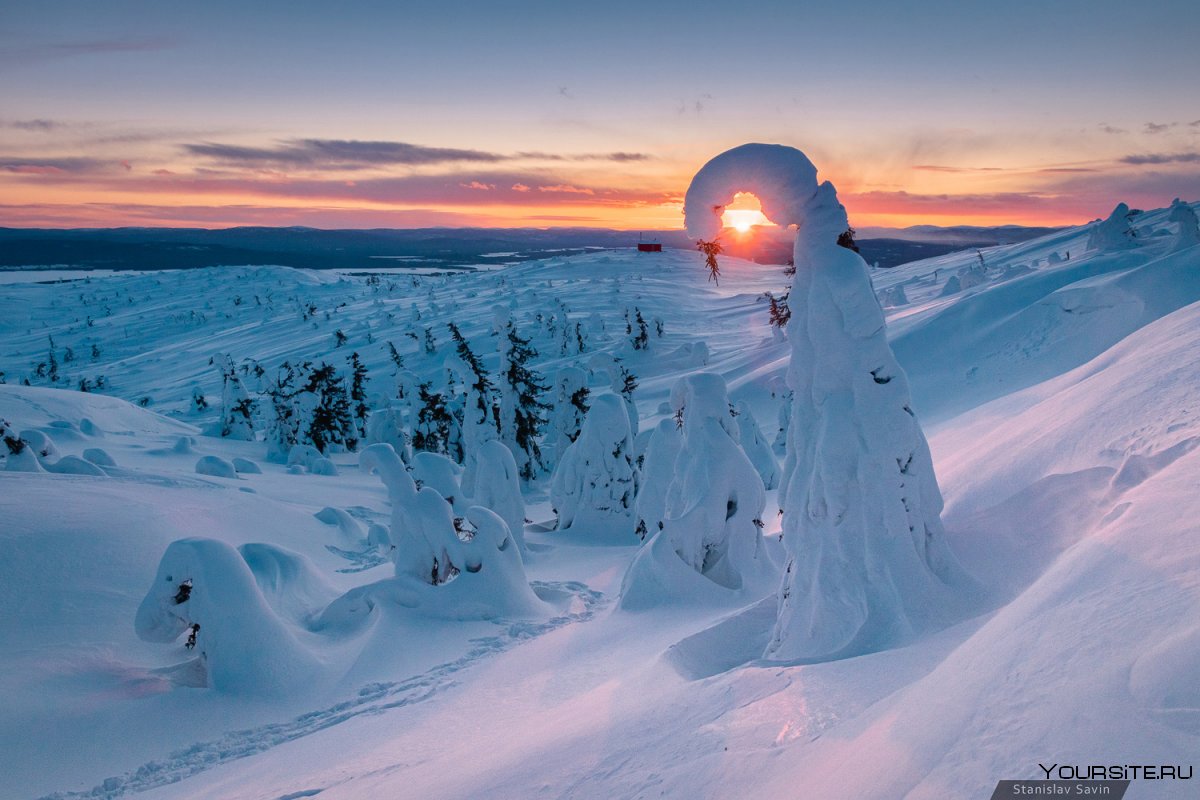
[0,223,1060,271]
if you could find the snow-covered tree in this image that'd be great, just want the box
[447,321,499,497]
[216,354,255,441]
[550,393,638,541]
[498,321,550,481]
[549,366,590,470]
[735,401,780,490]
[345,352,369,441]
[633,417,682,541]
[1168,198,1200,252]
[1087,202,1139,251]
[588,353,639,438]
[469,439,526,554]
[303,362,356,453]
[135,538,322,694]
[620,373,772,608]
[681,143,969,660]
[263,360,308,462]
[411,382,456,456]
[359,445,540,613]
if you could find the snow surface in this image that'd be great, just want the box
[1,201,1199,798]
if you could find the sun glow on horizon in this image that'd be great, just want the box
[721,192,773,234]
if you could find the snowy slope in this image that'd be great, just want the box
[2,205,1199,799]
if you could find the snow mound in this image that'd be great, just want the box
[83,447,116,467]
[0,384,197,438]
[195,455,238,479]
[232,456,262,474]
[45,454,107,476]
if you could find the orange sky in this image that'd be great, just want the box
[3,2,1198,230]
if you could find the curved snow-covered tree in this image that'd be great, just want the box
[135,537,321,694]
[362,445,466,577]
[620,373,772,608]
[683,143,968,661]
[550,393,639,541]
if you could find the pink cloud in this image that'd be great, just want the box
[538,184,594,195]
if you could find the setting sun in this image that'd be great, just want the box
[721,192,773,233]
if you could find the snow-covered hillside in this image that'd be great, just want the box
[1,200,1198,799]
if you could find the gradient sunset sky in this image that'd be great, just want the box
[2,0,1198,230]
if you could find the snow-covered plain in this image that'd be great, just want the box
[1,200,1198,799]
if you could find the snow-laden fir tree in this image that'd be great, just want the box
[550,393,638,541]
[447,321,499,497]
[549,366,590,472]
[347,352,370,446]
[216,354,255,440]
[411,382,457,456]
[683,143,970,660]
[620,373,772,608]
[588,352,639,438]
[498,320,550,481]
[302,362,356,453]
[628,307,650,351]
[263,360,308,462]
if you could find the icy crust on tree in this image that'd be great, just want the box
[683,143,848,244]
[620,373,775,609]
[134,538,323,695]
[550,393,639,542]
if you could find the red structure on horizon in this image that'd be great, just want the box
[637,242,662,252]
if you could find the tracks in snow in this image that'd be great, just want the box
[40,580,606,800]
